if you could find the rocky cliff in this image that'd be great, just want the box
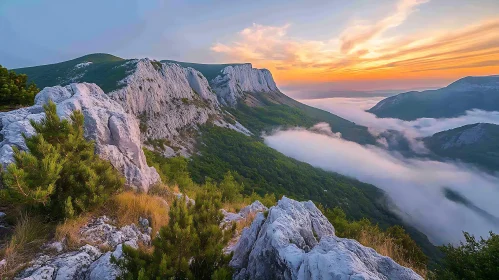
[0,83,160,191]
[230,197,422,280]
[211,63,279,106]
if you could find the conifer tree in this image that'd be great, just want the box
[1,101,124,219]
[0,65,38,108]
[191,185,234,279]
[117,189,235,280]
[218,171,243,203]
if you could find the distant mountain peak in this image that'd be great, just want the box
[369,75,499,120]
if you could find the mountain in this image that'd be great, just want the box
[4,53,439,264]
[15,53,128,93]
[424,123,499,171]
[368,75,499,120]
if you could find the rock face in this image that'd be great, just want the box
[108,59,222,155]
[211,63,279,106]
[230,197,422,280]
[0,83,160,191]
[17,216,150,280]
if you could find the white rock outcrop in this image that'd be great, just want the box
[0,83,160,191]
[230,197,423,280]
[16,216,150,280]
[211,63,279,106]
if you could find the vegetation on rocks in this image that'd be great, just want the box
[0,101,124,220]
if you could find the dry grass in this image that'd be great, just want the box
[235,212,257,233]
[222,201,247,214]
[0,214,51,279]
[107,191,170,235]
[55,214,92,250]
[357,230,427,277]
[54,190,171,250]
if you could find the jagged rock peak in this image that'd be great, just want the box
[0,83,160,191]
[211,63,279,106]
[230,196,423,280]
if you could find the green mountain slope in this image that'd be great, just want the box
[231,90,376,144]
[368,75,499,120]
[424,123,499,171]
[14,53,135,92]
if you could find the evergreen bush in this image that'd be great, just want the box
[1,101,124,220]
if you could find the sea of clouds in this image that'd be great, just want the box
[263,97,499,244]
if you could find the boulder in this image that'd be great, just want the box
[16,245,102,280]
[230,197,423,280]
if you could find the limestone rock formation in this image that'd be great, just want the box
[108,59,222,155]
[211,63,279,106]
[0,83,160,191]
[230,197,423,280]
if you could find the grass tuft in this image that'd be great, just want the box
[0,214,51,278]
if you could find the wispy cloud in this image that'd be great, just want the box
[212,0,499,87]
[339,0,429,53]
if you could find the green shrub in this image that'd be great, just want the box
[0,101,124,220]
[431,232,499,279]
[0,65,39,109]
[219,171,243,203]
[143,149,196,191]
[116,188,234,280]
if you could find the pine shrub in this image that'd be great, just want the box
[1,101,124,220]
[116,188,234,280]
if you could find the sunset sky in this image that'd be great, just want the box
[1,0,499,93]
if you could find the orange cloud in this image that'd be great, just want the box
[340,0,429,53]
[211,0,499,89]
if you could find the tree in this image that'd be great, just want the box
[1,101,124,220]
[218,171,243,203]
[0,65,39,108]
[432,232,499,279]
[117,189,234,280]
[190,187,234,279]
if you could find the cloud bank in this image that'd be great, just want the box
[264,126,499,244]
[301,97,499,138]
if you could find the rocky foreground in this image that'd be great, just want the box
[11,197,422,280]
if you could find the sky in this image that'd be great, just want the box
[1,0,499,93]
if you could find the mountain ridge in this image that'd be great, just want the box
[368,75,499,120]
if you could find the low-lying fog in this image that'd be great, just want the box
[263,97,499,245]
